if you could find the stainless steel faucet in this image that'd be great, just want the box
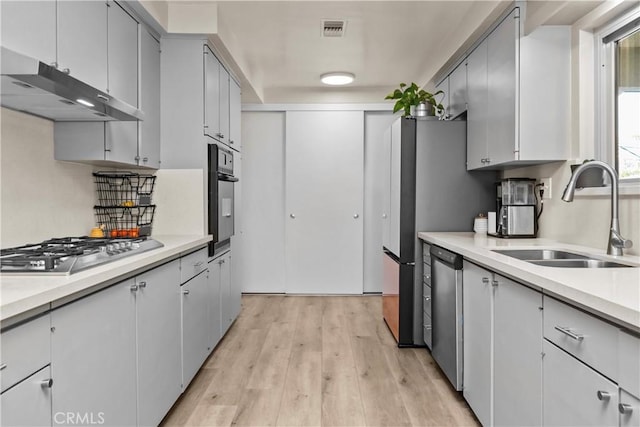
[561,160,633,256]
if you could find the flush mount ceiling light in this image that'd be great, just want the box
[321,72,355,86]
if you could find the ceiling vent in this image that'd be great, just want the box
[322,20,346,37]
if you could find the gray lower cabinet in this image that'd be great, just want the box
[207,259,222,349]
[218,252,239,335]
[543,340,618,426]
[135,260,182,427]
[181,270,211,388]
[462,260,542,427]
[462,261,493,427]
[620,389,640,427]
[493,275,542,426]
[0,366,52,427]
[51,279,138,426]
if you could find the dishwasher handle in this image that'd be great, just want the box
[430,245,463,270]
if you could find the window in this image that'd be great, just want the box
[597,8,640,182]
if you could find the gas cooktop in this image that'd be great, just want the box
[0,236,164,275]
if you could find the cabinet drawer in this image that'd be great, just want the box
[620,389,640,427]
[0,365,52,427]
[423,285,432,318]
[422,243,431,266]
[544,296,618,380]
[619,330,640,397]
[423,312,432,349]
[0,314,50,392]
[180,247,207,284]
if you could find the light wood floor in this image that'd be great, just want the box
[161,295,478,427]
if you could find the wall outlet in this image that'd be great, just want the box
[540,178,552,199]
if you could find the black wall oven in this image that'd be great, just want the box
[208,144,238,256]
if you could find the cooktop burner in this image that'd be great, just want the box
[0,236,164,275]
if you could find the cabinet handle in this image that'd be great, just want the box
[290,213,296,219]
[40,378,53,389]
[619,403,633,415]
[138,281,147,288]
[97,94,110,102]
[143,157,148,163]
[554,326,584,341]
[50,62,58,68]
[424,296,431,301]
[183,290,190,295]
[229,140,234,144]
[491,280,499,287]
[425,326,432,330]
[62,68,70,74]
[382,213,388,219]
[596,390,611,401]
[194,261,204,267]
[217,133,225,139]
[481,277,490,284]
[353,214,359,219]
[130,284,139,292]
[0,363,6,370]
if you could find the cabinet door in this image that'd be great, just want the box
[106,122,138,165]
[543,340,618,426]
[139,28,161,168]
[285,111,364,294]
[51,279,137,426]
[219,65,230,145]
[136,261,182,427]
[486,9,518,166]
[57,1,108,92]
[449,64,467,119]
[494,275,542,426]
[620,389,640,427]
[462,261,493,427]
[181,271,210,388]
[207,260,222,348]
[107,1,138,106]
[0,1,56,66]
[229,79,242,150]
[227,253,241,323]
[466,41,488,170]
[220,253,232,334]
[0,366,52,427]
[204,46,220,140]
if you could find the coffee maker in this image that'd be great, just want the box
[491,178,538,238]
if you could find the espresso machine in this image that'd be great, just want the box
[491,178,538,238]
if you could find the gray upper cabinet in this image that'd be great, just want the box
[107,1,138,105]
[219,66,230,145]
[139,28,161,169]
[0,1,56,65]
[229,79,242,150]
[465,6,570,170]
[204,45,221,141]
[466,42,488,170]
[448,63,467,119]
[57,1,108,92]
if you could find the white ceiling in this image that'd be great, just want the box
[155,1,608,104]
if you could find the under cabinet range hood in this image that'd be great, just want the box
[0,47,143,122]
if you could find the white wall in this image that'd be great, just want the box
[0,108,96,248]
[152,169,205,236]
[363,112,396,293]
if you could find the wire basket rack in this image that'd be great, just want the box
[94,205,156,238]
[93,171,156,207]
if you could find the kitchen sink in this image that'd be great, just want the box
[492,249,589,261]
[492,249,636,268]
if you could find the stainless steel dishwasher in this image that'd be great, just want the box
[430,245,463,391]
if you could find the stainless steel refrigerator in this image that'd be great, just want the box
[381,116,494,346]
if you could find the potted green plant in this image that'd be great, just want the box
[385,82,445,118]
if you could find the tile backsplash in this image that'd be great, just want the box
[0,108,96,248]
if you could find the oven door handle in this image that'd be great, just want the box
[217,172,239,182]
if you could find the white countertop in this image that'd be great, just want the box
[418,232,640,332]
[0,235,212,326]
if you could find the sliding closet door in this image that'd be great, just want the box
[285,111,364,294]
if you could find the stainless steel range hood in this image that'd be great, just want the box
[1,47,144,122]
